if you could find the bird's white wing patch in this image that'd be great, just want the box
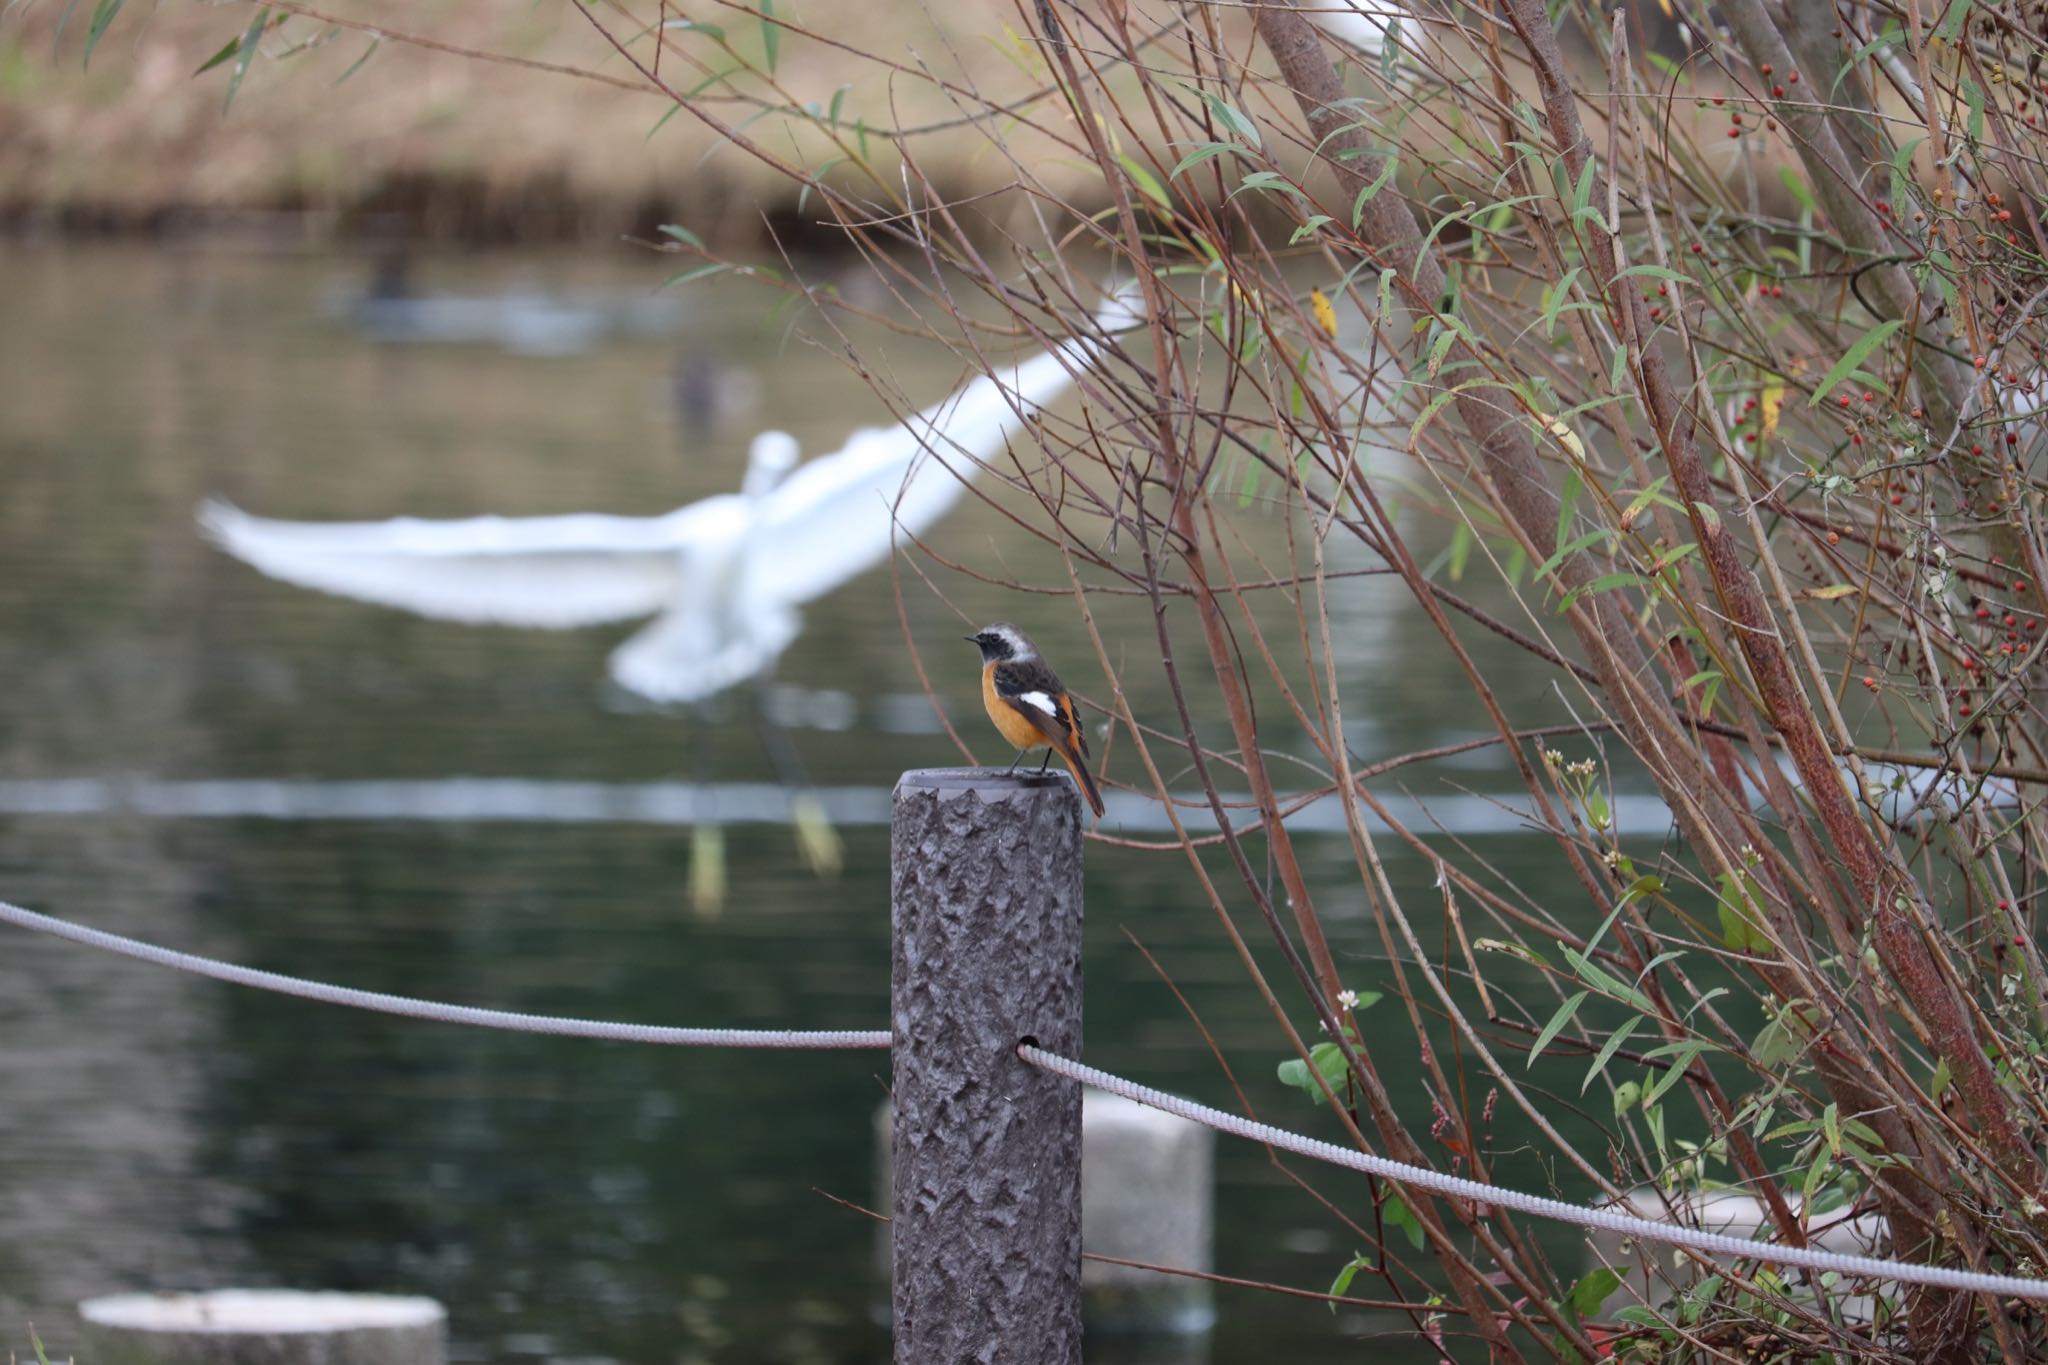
[1018,690,1058,716]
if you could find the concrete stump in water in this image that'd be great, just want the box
[77,1290,445,1365]
[1586,1188,1889,1321]
[1080,1091,1216,1333]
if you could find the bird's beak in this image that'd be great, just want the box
[962,634,978,644]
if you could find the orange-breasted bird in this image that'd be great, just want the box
[966,622,1105,818]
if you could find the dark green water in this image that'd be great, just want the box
[0,243,1630,1363]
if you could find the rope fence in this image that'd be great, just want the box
[0,899,888,1051]
[6,896,2047,1303]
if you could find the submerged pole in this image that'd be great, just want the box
[889,766,1084,1365]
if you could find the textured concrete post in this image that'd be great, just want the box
[891,766,1084,1365]
[78,1290,445,1365]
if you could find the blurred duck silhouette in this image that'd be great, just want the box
[203,286,1139,909]
[336,246,686,357]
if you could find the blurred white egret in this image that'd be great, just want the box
[1310,0,1432,73]
[201,288,1138,707]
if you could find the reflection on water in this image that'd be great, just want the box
[0,243,1617,1363]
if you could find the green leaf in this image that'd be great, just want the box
[661,262,733,288]
[1118,154,1171,211]
[664,19,727,39]
[1555,464,1583,549]
[1528,991,1589,1066]
[1567,1267,1623,1321]
[1203,94,1263,149]
[1327,1252,1374,1308]
[1753,1018,1799,1069]
[1961,77,1986,142]
[1935,0,1972,41]
[1541,266,1581,338]
[1235,170,1304,200]
[193,32,242,76]
[760,0,779,72]
[1563,947,1654,1011]
[1425,326,1457,378]
[1615,264,1690,286]
[82,0,124,67]
[1807,320,1901,406]
[658,223,705,248]
[1582,1015,1644,1092]
[1350,154,1398,225]
[223,7,271,112]
[1716,870,1772,953]
[1383,1190,1426,1250]
[1290,214,1335,244]
[1445,520,1473,581]
[1778,166,1816,216]
[1835,23,1902,93]
[1277,1041,1351,1101]
[333,36,380,86]
[1642,1040,1709,1108]
[1169,141,1239,178]
[1559,572,1640,612]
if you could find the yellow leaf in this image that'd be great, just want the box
[1760,379,1786,438]
[1537,412,1585,460]
[1310,288,1338,340]
[1804,583,1859,601]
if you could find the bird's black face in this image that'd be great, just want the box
[964,623,1025,663]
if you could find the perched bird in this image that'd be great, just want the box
[966,622,1105,818]
[201,287,1140,707]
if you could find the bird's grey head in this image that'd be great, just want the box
[964,622,1035,664]
[741,430,800,499]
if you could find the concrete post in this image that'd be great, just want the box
[77,1290,445,1365]
[890,766,1084,1365]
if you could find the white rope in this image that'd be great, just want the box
[1020,1044,2048,1301]
[0,900,889,1050]
[11,895,2048,1300]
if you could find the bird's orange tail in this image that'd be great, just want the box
[1058,743,1105,818]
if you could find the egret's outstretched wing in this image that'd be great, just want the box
[198,497,721,628]
[609,602,801,705]
[1313,0,1415,59]
[747,295,1133,607]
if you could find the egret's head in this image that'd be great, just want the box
[741,430,800,498]
[964,622,1035,664]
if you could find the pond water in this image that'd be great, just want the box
[0,242,1632,1362]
